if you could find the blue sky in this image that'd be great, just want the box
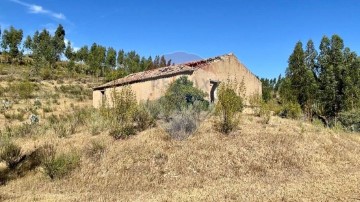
[1,0,360,78]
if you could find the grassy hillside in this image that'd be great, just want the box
[0,63,100,129]
[1,64,360,201]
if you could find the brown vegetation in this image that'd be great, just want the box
[1,114,360,201]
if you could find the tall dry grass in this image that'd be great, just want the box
[0,114,360,201]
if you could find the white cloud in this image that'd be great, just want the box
[52,13,65,20]
[29,5,45,13]
[10,0,66,20]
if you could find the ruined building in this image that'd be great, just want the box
[93,53,262,108]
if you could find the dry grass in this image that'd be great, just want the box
[1,114,360,201]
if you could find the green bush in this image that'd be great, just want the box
[259,102,271,124]
[0,143,22,169]
[133,104,155,131]
[144,100,161,120]
[54,123,72,138]
[109,125,136,140]
[338,110,360,132]
[11,81,35,99]
[163,76,208,112]
[215,81,244,134]
[40,67,54,80]
[43,151,80,179]
[111,86,138,123]
[278,102,302,119]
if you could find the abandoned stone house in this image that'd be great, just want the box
[93,53,262,108]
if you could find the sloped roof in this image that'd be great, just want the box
[93,53,232,90]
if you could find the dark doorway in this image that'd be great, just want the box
[100,90,105,106]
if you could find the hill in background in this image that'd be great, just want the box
[164,52,203,64]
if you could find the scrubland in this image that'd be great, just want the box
[1,64,360,201]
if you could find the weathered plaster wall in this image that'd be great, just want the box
[93,54,262,108]
[189,54,262,103]
[99,73,191,107]
[92,90,103,108]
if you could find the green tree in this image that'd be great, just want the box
[153,55,160,68]
[88,43,106,76]
[30,29,55,69]
[52,24,66,62]
[302,40,318,118]
[27,27,65,69]
[167,59,172,66]
[343,48,360,110]
[105,47,117,69]
[76,45,89,63]
[65,41,74,61]
[160,55,167,67]
[284,41,318,119]
[260,78,276,103]
[285,41,305,102]
[24,35,32,53]
[305,40,318,77]
[1,26,23,60]
[146,56,154,70]
[124,51,140,73]
[317,36,338,119]
[117,49,125,68]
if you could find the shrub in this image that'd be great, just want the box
[111,86,138,123]
[16,144,56,173]
[47,114,59,125]
[86,140,106,159]
[87,110,109,135]
[54,123,71,138]
[109,124,136,140]
[215,81,244,134]
[166,109,198,140]
[40,67,53,80]
[58,84,92,100]
[163,76,208,111]
[43,151,80,179]
[144,100,161,120]
[12,81,34,99]
[30,144,55,168]
[33,98,42,108]
[3,111,25,121]
[338,110,360,132]
[133,104,155,131]
[278,102,302,119]
[0,143,22,169]
[13,123,34,137]
[259,102,271,124]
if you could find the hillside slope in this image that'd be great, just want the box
[1,114,360,201]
